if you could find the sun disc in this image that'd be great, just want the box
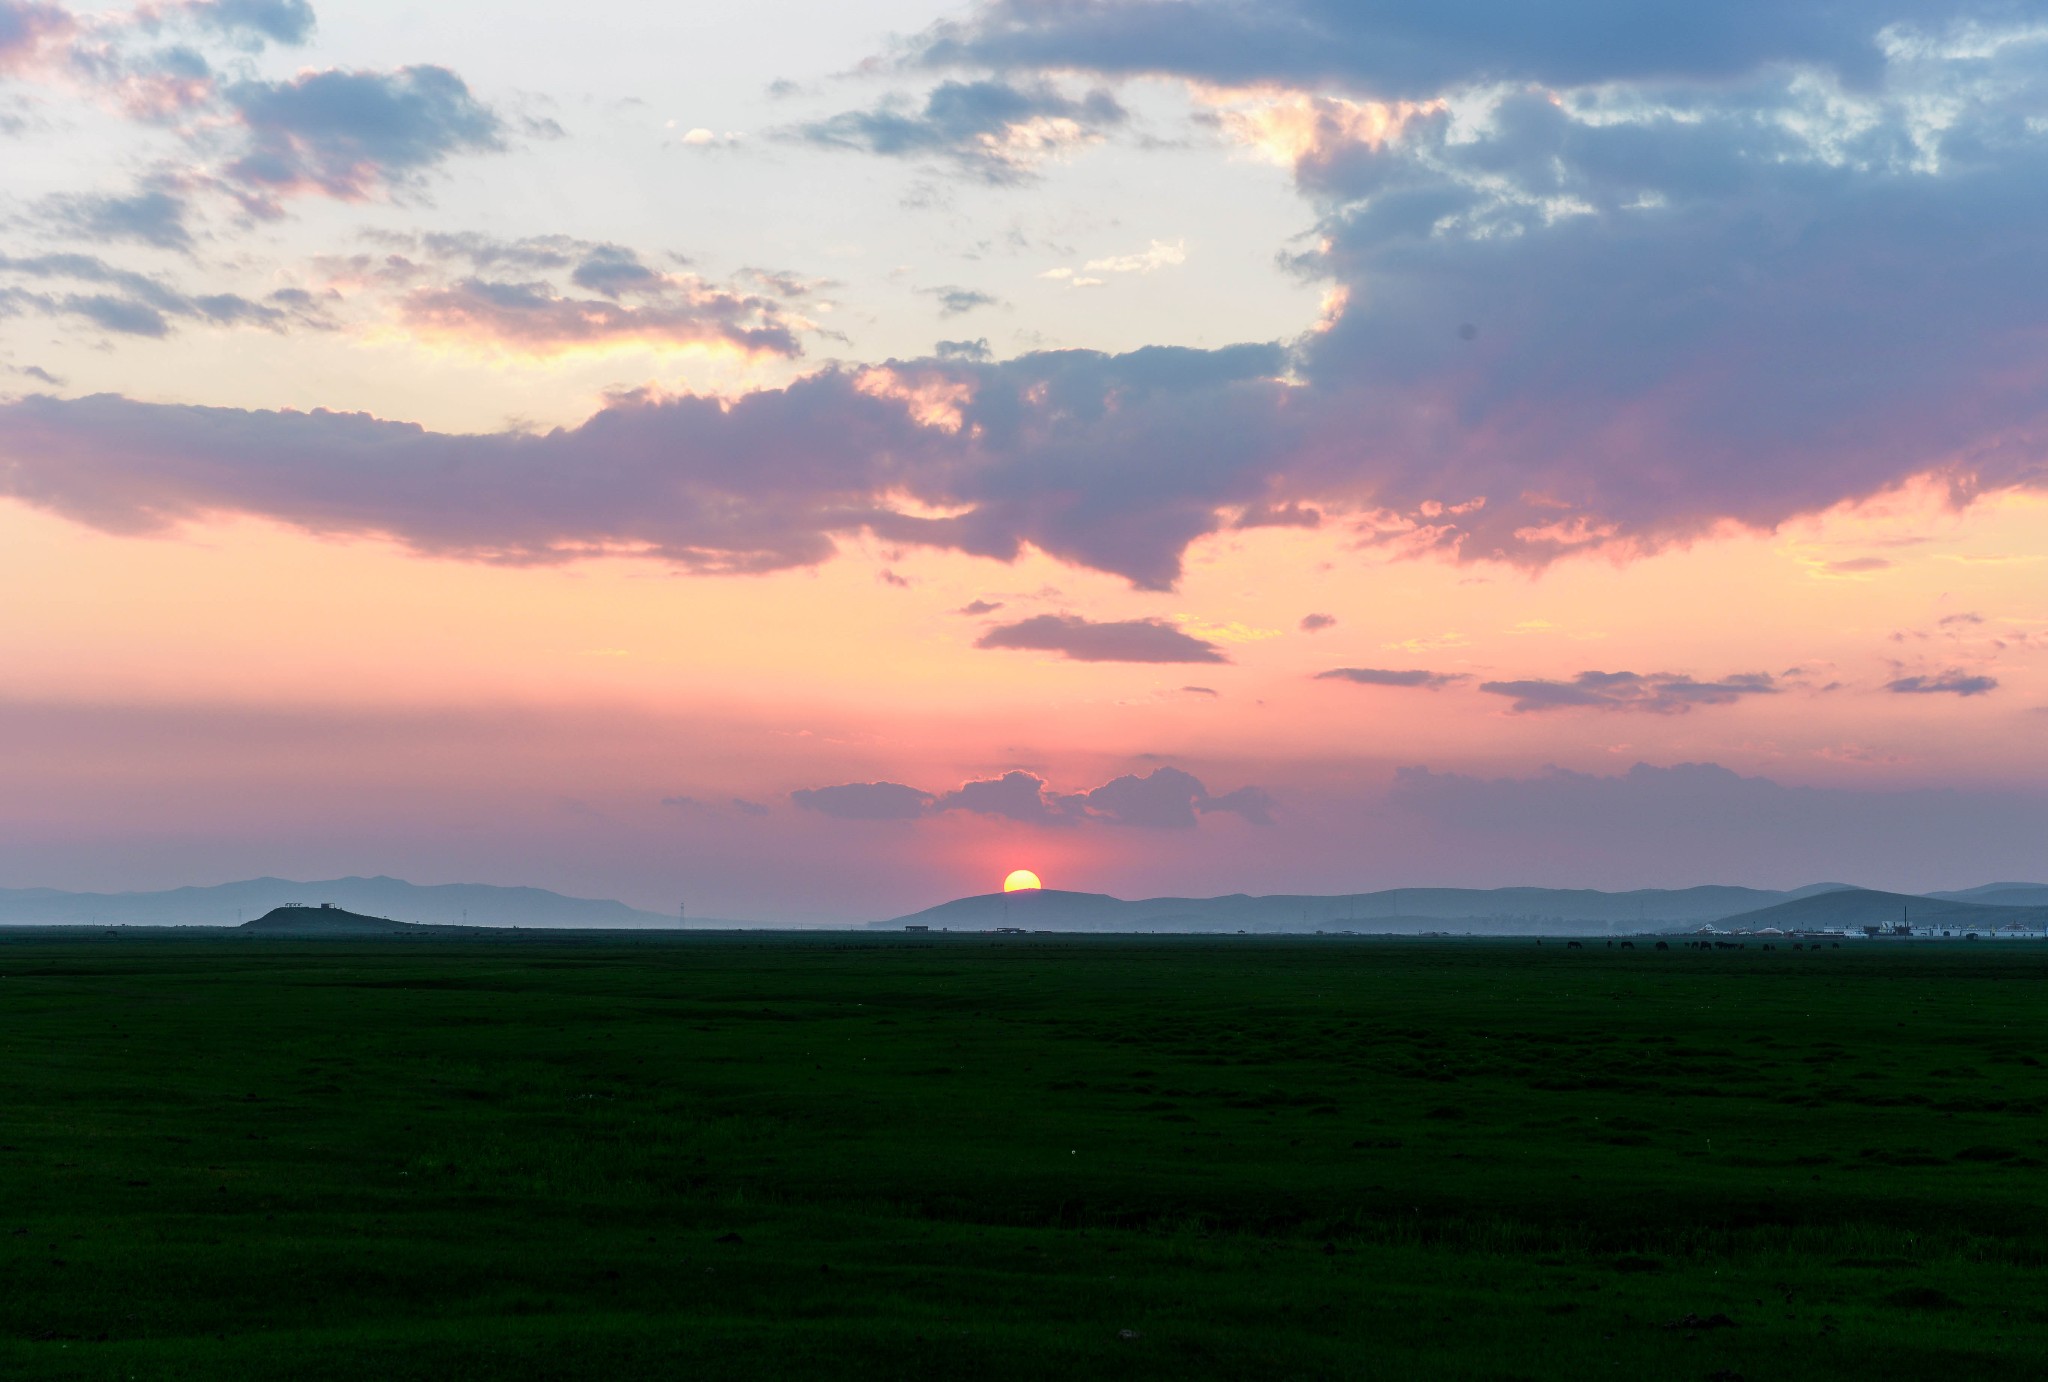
[1003,869,1042,893]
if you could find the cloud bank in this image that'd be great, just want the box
[794,766,1272,829]
[8,1,2048,607]
[0,344,1292,585]
[975,613,1227,663]
[1316,666,1462,690]
[1478,670,1779,715]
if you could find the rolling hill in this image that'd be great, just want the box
[885,884,1856,935]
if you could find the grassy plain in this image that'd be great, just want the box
[0,932,2044,1379]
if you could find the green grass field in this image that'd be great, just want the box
[1,932,2044,1379]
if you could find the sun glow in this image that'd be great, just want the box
[1003,869,1042,893]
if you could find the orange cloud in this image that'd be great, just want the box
[1195,84,1441,167]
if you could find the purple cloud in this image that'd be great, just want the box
[0,343,1289,587]
[1299,613,1336,632]
[1096,767,1275,827]
[11,5,2048,604]
[1479,671,1778,714]
[398,275,801,359]
[795,766,1272,830]
[1888,672,1998,697]
[896,5,2048,571]
[975,613,1227,663]
[1315,666,1463,690]
[789,781,934,820]
[937,769,1067,824]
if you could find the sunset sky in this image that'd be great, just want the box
[3,0,2046,919]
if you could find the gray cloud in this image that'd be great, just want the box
[414,231,582,273]
[0,251,319,337]
[976,613,1227,663]
[223,65,505,212]
[47,187,194,251]
[0,1,73,74]
[794,78,1125,183]
[186,0,315,46]
[790,781,934,820]
[398,275,801,358]
[310,232,812,358]
[1479,670,1779,714]
[915,0,1999,95]
[935,337,991,360]
[1888,671,1999,696]
[1316,666,1464,689]
[798,766,1272,830]
[1298,613,1336,632]
[567,244,668,298]
[928,286,999,316]
[957,599,1003,615]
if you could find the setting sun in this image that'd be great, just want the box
[1002,869,1042,893]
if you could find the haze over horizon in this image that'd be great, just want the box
[4,1,2047,920]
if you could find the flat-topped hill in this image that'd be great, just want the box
[240,905,418,934]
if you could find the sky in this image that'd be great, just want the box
[2,0,2046,920]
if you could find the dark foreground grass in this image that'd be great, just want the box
[1,932,2044,1379]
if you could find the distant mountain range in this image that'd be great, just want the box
[1716,889,2048,933]
[884,883,2048,935]
[0,876,690,928]
[1924,883,2048,908]
[6,876,2044,935]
